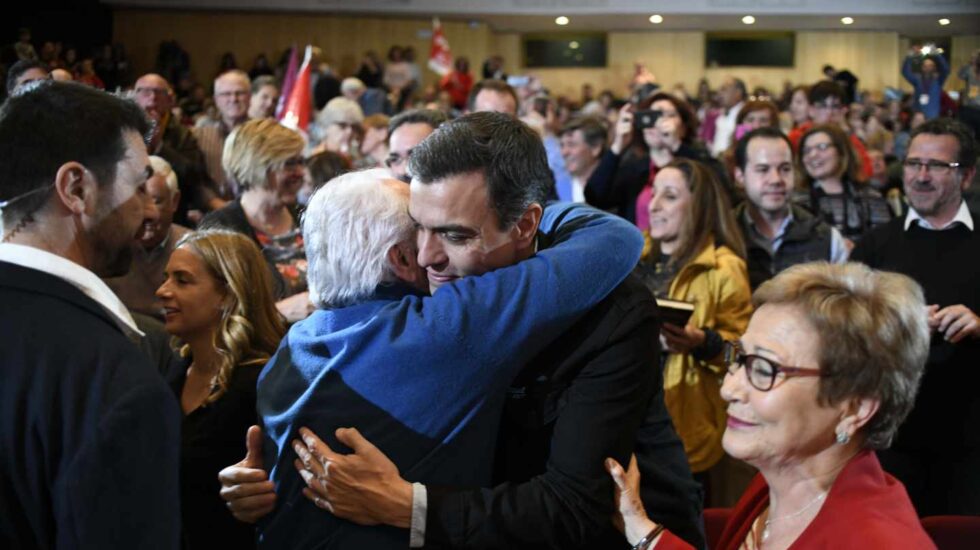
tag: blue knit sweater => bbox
[256,202,643,548]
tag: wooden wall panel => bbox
[113,10,493,89]
[113,10,977,103]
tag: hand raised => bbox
[218,425,276,523]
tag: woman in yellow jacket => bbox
[636,158,753,504]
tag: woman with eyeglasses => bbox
[635,158,753,501]
[796,124,893,241]
[200,118,312,322]
[157,230,286,550]
[607,262,935,550]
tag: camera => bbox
[634,109,661,130]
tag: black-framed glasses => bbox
[723,341,824,392]
[902,158,961,176]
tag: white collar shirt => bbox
[904,201,974,232]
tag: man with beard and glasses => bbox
[851,117,980,516]
[0,82,180,548]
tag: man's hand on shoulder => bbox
[293,427,413,528]
[218,425,277,523]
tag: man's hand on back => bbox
[218,425,277,523]
[293,426,413,528]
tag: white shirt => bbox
[711,101,743,157]
[0,243,144,339]
[904,201,974,231]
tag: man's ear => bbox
[734,166,746,189]
[53,162,96,216]
[386,242,418,282]
[512,203,543,247]
[960,167,977,193]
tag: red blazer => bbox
[657,451,936,549]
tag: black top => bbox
[200,200,305,299]
[0,261,181,549]
[168,360,261,550]
[793,180,892,241]
[851,214,980,451]
[426,274,705,549]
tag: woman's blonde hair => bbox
[174,229,286,403]
[222,118,304,191]
[754,262,930,449]
[650,158,746,269]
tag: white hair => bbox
[148,155,178,194]
[341,77,366,95]
[317,96,364,127]
[303,168,415,309]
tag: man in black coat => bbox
[0,81,181,549]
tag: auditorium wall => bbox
[113,10,978,101]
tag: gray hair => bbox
[148,155,178,194]
[317,97,364,128]
[303,169,415,309]
[754,262,931,450]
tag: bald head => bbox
[50,68,73,82]
[134,73,173,120]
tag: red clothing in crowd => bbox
[439,70,473,110]
[654,451,935,549]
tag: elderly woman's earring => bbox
[835,430,850,445]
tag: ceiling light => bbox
[569,41,580,49]
[649,15,664,24]
[555,16,569,26]
[938,18,950,26]
[742,15,756,25]
[841,17,854,25]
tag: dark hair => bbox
[559,116,608,149]
[808,81,846,105]
[250,75,277,94]
[909,117,977,169]
[409,111,553,228]
[734,127,793,171]
[0,81,150,228]
[799,124,860,184]
[6,59,48,94]
[651,158,746,270]
[307,150,352,188]
[633,91,699,149]
[387,108,448,145]
[822,64,835,74]
[735,100,780,129]
[466,79,519,113]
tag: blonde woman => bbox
[200,117,311,321]
[157,229,285,550]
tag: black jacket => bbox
[424,274,705,549]
[0,261,181,549]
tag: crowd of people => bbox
[1,26,979,550]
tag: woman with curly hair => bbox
[156,229,286,549]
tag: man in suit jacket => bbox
[0,81,180,549]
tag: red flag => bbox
[275,45,298,120]
[280,46,312,134]
[428,17,452,76]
